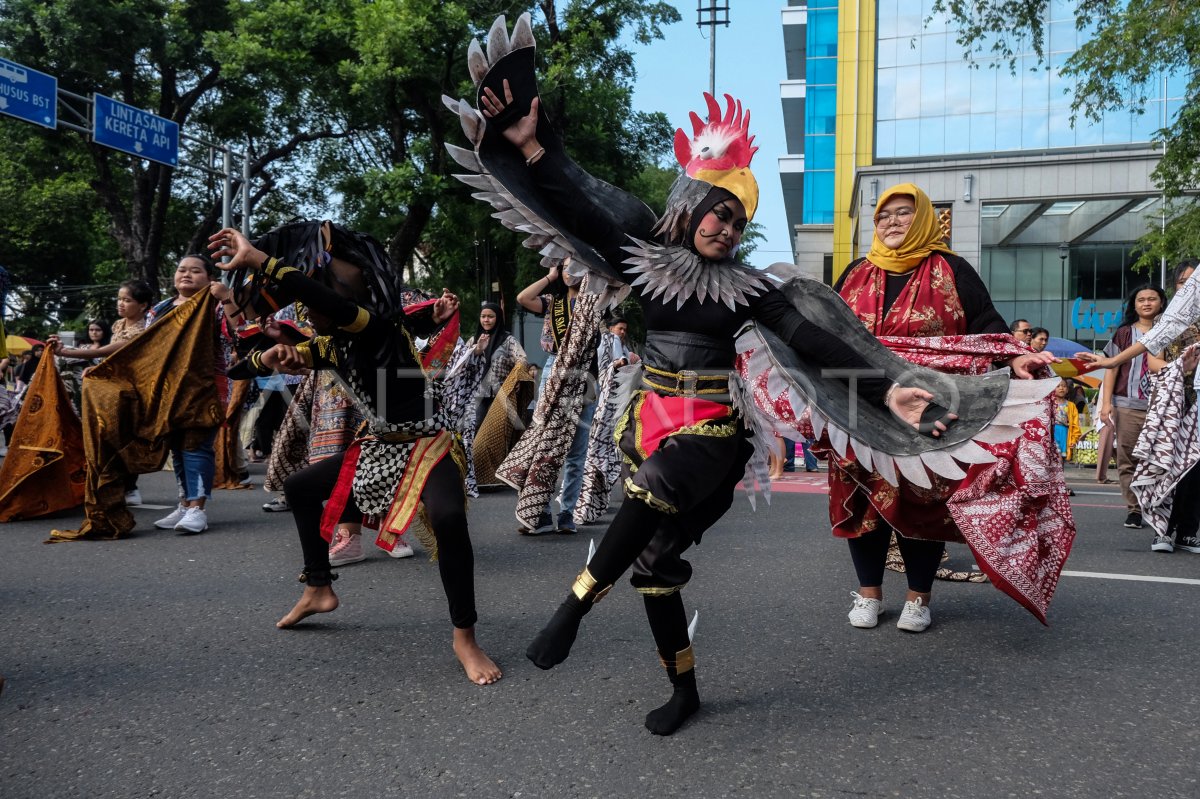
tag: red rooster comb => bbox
[673,92,757,177]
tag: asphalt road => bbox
[1,464,1197,799]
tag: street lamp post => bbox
[696,2,730,97]
[1058,242,1070,340]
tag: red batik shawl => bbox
[825,256,1075,624]
[839,253,966,338]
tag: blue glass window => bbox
[873,3,1183,157]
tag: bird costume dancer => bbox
[208,222,500,686]
[444,14,1053,731]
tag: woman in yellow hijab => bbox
[829,182,1057,635]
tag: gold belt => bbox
[642,365,729,398]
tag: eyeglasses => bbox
[1014,328,1032,334]
[874,207,915,226]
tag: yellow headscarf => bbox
[866,183,955,273]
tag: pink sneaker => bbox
[329,530,366,566]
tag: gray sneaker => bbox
[1178,536,1200,554]
[522,511,556,535]
[1151,533,1175,553]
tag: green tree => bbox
[930,0,1200,269]
[0,0,350,292]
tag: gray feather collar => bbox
[621,237,774,310]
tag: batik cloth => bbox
[213,378,252,490]
[1131,358,1200,537]
[472,361,534,487]
[495,289,603,530]
[0,355,86,521]
[48,292,222,541]
[574,349,636,525]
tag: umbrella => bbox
[3,335,43,356]
[1044,336,1090,359]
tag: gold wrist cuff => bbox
[293,341,316,368]
[263,257,300,282]
[658,644,695,674]
[571,567,612,604]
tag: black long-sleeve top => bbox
[258,259,440,424]
[528,150,890,406]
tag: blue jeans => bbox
[172,429,217,502]
[536,353,555,400]
[554,398,596,517]
[801,438,819,471]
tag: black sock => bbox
[645,668,700,735]
[526,594,589,669]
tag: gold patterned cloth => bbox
[48,292,222,541]
[213,378,251,490]
[0,355,86,521]
[472,361,533,486]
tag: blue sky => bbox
[626,2,793,266]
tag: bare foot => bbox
[453,627,502,685]
[276,586,339,628]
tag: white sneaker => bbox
[328,531,366,566]
[897,597,932,632]
[125,489,143,506]
[847,591,883,628]
[174,506,208,534]
[387,540,415,559]
[154,504,187,529]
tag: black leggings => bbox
[283,451,478,628]
[1168,463,1200,540]
[847,523,945,594]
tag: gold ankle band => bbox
[571,568,612,604]
[657,644,695,674]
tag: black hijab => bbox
[477,301,512,367]
[684,186,739,258]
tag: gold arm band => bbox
[571,567,612,604]
[263,257,301,282]
[341,306,370,334]
[292,341,316,369]
[657,645,695,674]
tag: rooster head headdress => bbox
[655,93,760,247]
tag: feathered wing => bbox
[442,13,655,307]
[735,268,1057,488]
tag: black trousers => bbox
[847,523,945,594]
[283,451,478,628]
[1168,463,1200,539]
[254,389,291,458]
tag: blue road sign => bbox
[0,57,57,129]
[92,93,178,167]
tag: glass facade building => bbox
[780,0,1183,345]
[875,0,1186,160]
[802,0,838,224]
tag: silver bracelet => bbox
[884,382,899,407]
[525,146,545,166]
